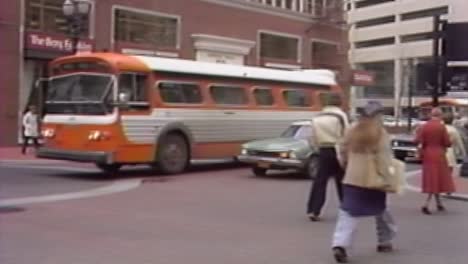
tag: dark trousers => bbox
[307,147,344,215]
[22,137,39,154]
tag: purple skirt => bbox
[341,184,387,217]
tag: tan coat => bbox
[445,124,466,167]
[337,125,395,190]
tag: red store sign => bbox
[351,70,375,86]
[25,31,94,53]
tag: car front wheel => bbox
[252,167,267,177]
[304,155,319,179]
[394,152,407,161]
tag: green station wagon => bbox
[237,120,319,178]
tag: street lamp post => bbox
[62,0,91,54]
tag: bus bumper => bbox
[36,147,113,164]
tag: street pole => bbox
[63,0,90,55]
[432,15,441,107]
[71,15,80,54]
[407,58,414,132]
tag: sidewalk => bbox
[447,173,468,201]
[0,146,72,164]
[0,147,39,161]
[407,167,468,201]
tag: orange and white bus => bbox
[418,99,468,120]
[36,52,343,174]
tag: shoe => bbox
[421,206,431,215]
[437,205,446,211]
[308,214,320,222]
[332,247,348,263]
[377,244,394,253]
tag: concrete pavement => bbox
[1,165,468,264]
[3,146,468,198]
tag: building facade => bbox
[0,0,348,147]
[348,0,468,115]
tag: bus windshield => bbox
[45,74,114,115]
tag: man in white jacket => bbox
[22,105,40,154]
[306,92,349,221]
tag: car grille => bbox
[247,150,281,158]
[394,140,416,147]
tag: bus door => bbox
[117,72,150,111]
[116,72,153,161]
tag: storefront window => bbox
[25,0,90,37]
[311,41,341,70]
[260,32,299,61]
[114,8,179,48]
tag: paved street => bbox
[1,161,468,264]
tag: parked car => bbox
[383,115,422,127]
[391,124,468,162]
[237,120,319,178]
[391,132,419,161]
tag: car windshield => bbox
[281,125,313,140]
[45,74,114,115]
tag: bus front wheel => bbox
[157,133,189,174]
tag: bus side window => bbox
[119,73,149,109]
[158,82,203,104]
[283,89,310,107]
[253,87,274,106]
[210,85,247,105]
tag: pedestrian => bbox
[443,113,466,173]
[306,92,349,222]
[21,105,40,154]
[416,108,453,214]
[331,101,398,263]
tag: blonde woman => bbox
[331,101,397,263]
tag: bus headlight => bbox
[241,149,248,155]
[88,131,101,141]
[279,152,289,158]
[42,128,55,138]
[88,130,110,141]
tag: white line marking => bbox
[405,170,422,192]
[0,179,141,207]
[0,163,97,173]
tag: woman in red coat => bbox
[416,108,454,215]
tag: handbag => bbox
[389,158,406,194]
[364,155,405,193]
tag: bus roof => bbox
[420,98,468,107]
[133,55,337,86]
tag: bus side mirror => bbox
[118,92,130,104]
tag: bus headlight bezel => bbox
[42,128,55,138]
[88,130,110,141]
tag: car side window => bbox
[294,125,313,140]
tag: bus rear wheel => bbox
[96,163,122,174]
[157,133,189,174]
